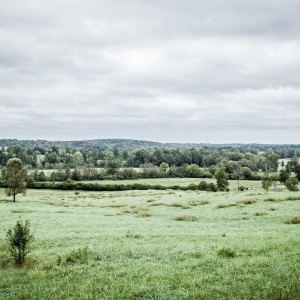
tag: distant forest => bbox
[0,139,299,181]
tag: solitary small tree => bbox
[215,168,229,191]
[159,162,169,177]
[4,158,27,202]
[232,164,244,191]
[6,220,34,267]
[261,170,277,192]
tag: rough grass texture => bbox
[0,179,299,300]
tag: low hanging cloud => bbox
[0,0,299,143]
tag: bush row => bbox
[0,179,219,192]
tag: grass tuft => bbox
[217,203,236,208]
[254,211,268,216]
[236,199,257,205]
[284,216,300,224]
[169,202,184,207]
[217,247,236,258]
[174,214,198,221]
[11,208,32,213]
[188,200,210,206]
[132,206,151,217]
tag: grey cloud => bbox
[0,0,299,143]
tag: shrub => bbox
[217,247,236,258]
[198,181,208,190]
[238,186,248,191]
[6,220,34,267]
[198,181,218,192]
[187,183,198,190]
[284,216,300,224]
[284,177,299,191]
[207,183,218,192]
[174,215,198,221]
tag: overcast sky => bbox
[0,0,299,143]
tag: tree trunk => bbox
[13,193,16,202]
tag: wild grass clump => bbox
[44,199,67,207]
[146,199,156,203]
[269,206,278,211]
[148,202,164,207]
[188,200,209,206]
[265,196,300,202]
[0,252,11,268]
[286,196,300,201]
[265,197,278,202]
[169,202,184,207]
[174,215,198,221]
[236,199,257,205]
[284,216,300,224]
[103,203,127,208]
[217,203,236,208]
[11,208,32,213]
[132,206,151,217]
[120,207,132,214]
[61,246,90,265]
[254,211,268,216]
[181,204,191,209]
[126,231,142,238]
[217,247,236,258]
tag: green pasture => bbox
[0,180,299,299]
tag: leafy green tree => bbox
[215,168,229,191]
[71,167,83,181]
[264,153,279,171]
[74,151,84,166]
[104,151,122,175]
[284,177,299,191]
[279,169,291,183]
[4,158,27,202]
[286,158,300,181]
[232,164,244,191]
[159,162,169,177]
[261,171,277,192]
[6,220,34,267]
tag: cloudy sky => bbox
[0,0,299,143]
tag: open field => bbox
[0,181,299,299]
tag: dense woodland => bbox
[0,139,299,182]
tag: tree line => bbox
[1,142,297,171]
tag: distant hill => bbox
[0,138,299,150]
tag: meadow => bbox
[0,179,299,299]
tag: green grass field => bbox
[0,179,299,299]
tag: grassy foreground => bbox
[0,180,299,299]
